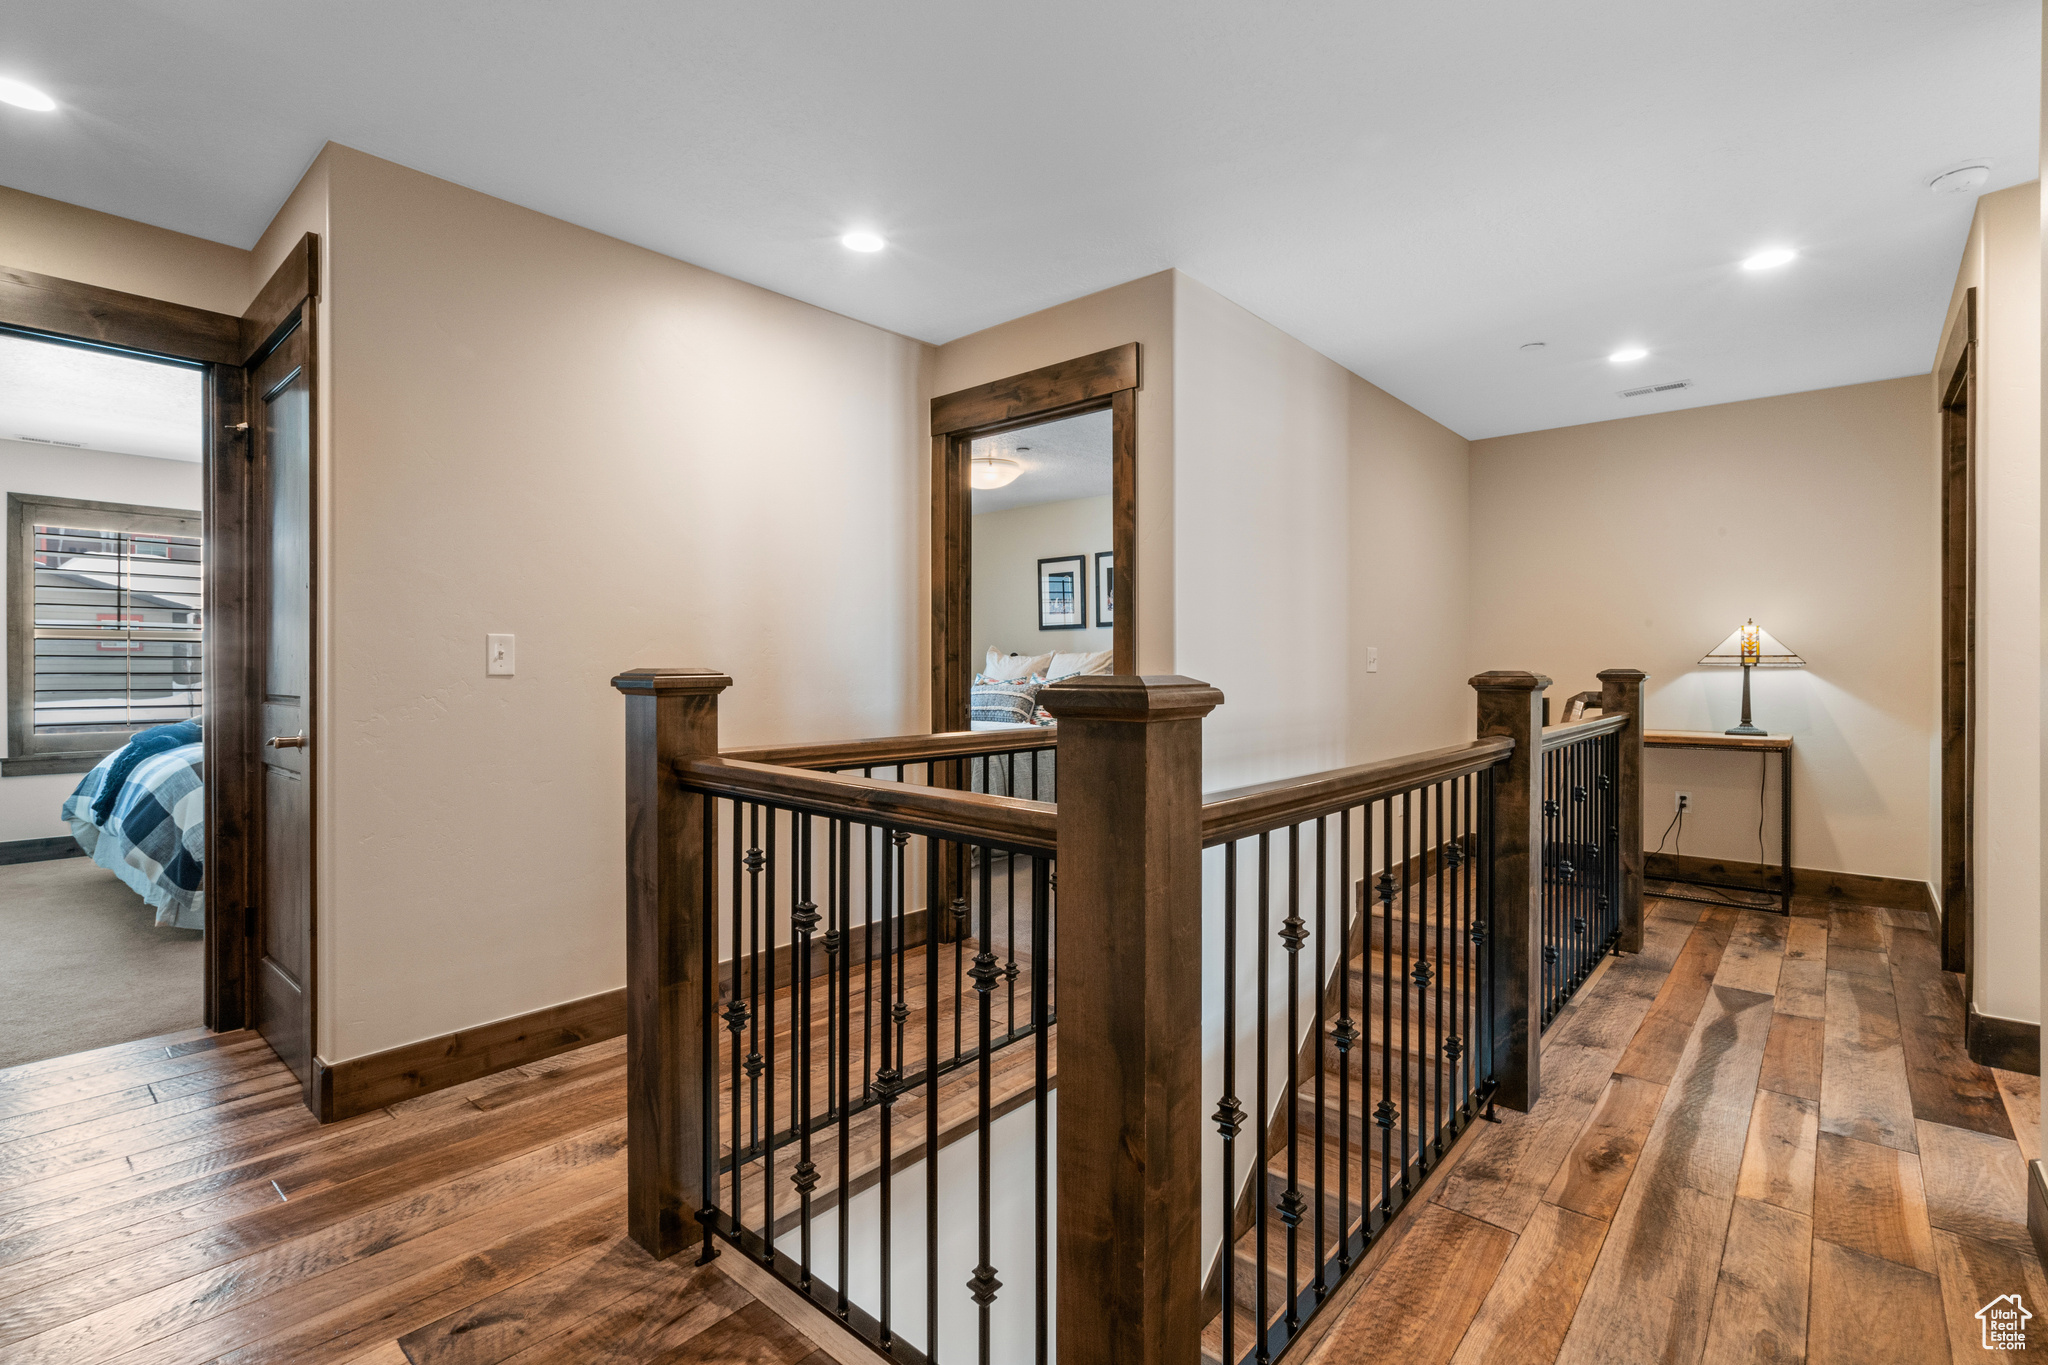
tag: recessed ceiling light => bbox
[840,231,886,253]
[1741,248,1797,271]
[1608,347,1649,364]
[0,78,55,112]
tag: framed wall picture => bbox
[1095,551,1114,627]
[1037,554,1087,630]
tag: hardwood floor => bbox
[0,1028,872,1363]
[1289,889,2045,1365]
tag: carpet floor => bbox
[0,854,202,1069]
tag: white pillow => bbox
[1047,649,1114,680]
[984,648,1054,681]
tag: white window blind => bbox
[31,520,203,732]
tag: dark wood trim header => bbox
[241,232,319,364]
[0,263,242,364]
[930,342,1140,435]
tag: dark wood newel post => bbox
[1470,670,1549,1114]
[1598,669,1648,955]
[1040,674,1224,1365]
[611,666,734,1260]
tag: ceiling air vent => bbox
[1617,380,1693,399]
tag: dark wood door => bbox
[250,314,314,1088]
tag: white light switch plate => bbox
[1366,646,1379,673]
[487,633,515,676]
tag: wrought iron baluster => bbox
[972,837,1001,1363]
[698,795,722,1266]
[1217,840,1242,1362]
[1335,806,1355,1273]
[793,813,818,1285]
[925,837,941,1358]
[1280,824,1305,1328]
[1255,832,1271,1358]
[1378,798,1394,1216]
[761,808,777,1257]
[877,823,896,1345]
[836,818,853,1316]
[1032,852,1051,1365]
[1313,814,1328,1297]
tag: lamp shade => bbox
[1699,619,1804,669]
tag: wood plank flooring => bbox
[0,1023,877,1363]
[1294,888,2048,1364]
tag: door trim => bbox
[1938,288,1975,984]
[0,263,257,1037]
[928,343,1140,732]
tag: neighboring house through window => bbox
[5,492,202,775]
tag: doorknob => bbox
[267,734,307,749]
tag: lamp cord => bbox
[1654,804,1683,856]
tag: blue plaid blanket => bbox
[63,741,205,931]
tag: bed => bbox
[61,726,205,931]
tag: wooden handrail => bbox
[680,756,1057,852]
[719,726,1053,770]
[1199,737,1514,848]
[1538,710,1630,750]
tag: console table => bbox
[1643,729,1793,915]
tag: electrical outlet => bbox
[487,633,515,676]
[1675,790,1692,814]
[1366,646,1379,673]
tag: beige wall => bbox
[304,147,933,1061]
[970,496,1114,663]
[0,184,254,317]
[1944,180,2042,1028]
[0,439,204,841]
[933,273,1176,674]
[1471,378,1939,904]
[1172,272,1472,791]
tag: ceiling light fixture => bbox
[1608,347,1649,364]
[970,453,1023,490]
[840,231,886,253]
[0,78,55,112]
[1741,248,1797,271]
[1928,163,1991,195]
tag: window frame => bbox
[5,490,203,775]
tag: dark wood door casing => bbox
[0,262,258,1036]
[1938,289,1975,985]
[928,343,1141,733]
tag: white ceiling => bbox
[0,332,201,461]
[970,410,1111,515]
[0,2,2036,438]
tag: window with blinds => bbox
[6,493,202,774]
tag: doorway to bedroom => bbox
[967,408,1116,727]
[0,328,207,1067]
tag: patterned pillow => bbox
[970,679,1041,725]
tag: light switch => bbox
[1366,646,1379,673]
[487,633,515,676]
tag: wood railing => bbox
[613,664,1643,1365]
